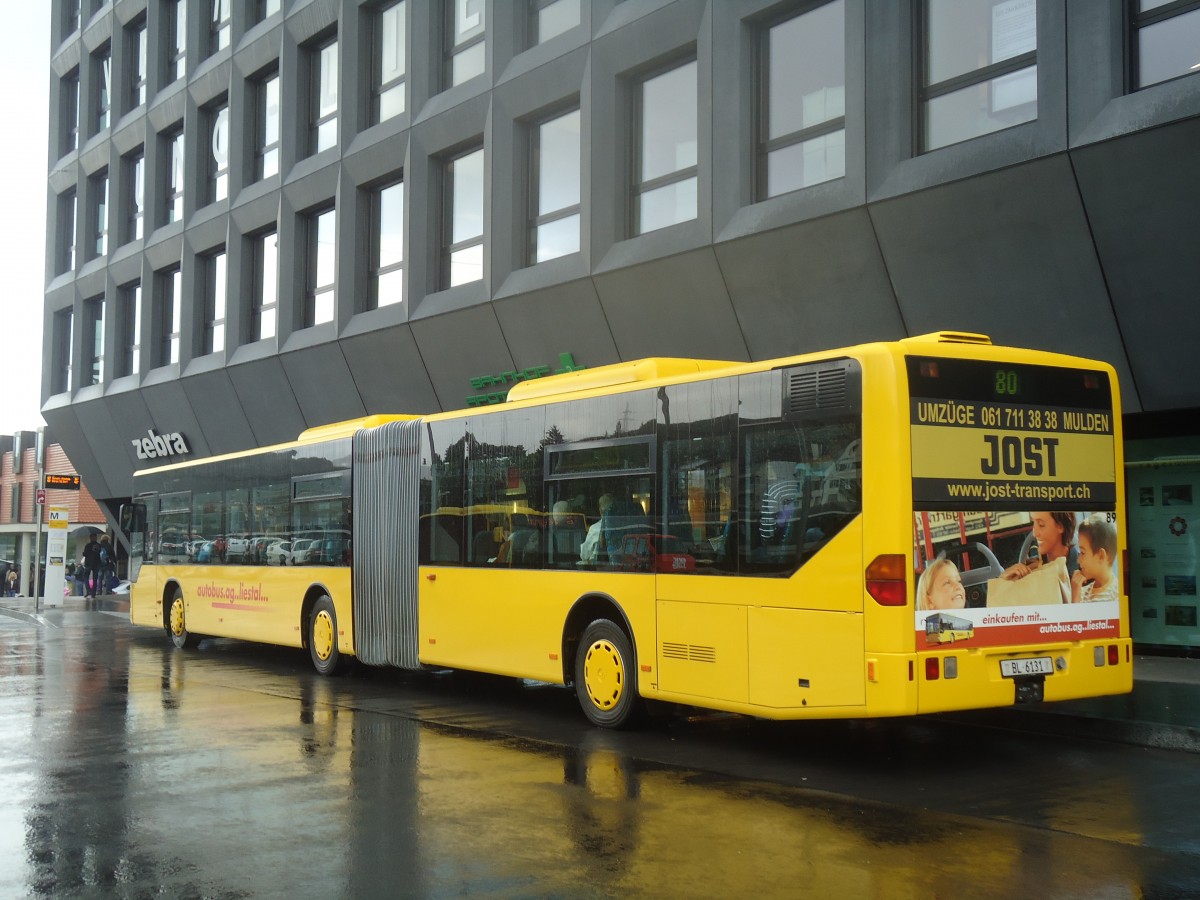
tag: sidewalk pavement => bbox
[2,595,1198,751]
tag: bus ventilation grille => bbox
[787,367,847,413]
[662,642,717,663]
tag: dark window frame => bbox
[916,0,1039,154]
[372,0,407,124]
[630,55,699,236]
[368,177,405,310]
[528,104,581,266]
[753,0,847,201]
[1129,0,1200,90]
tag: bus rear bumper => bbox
[915,638,1134,714]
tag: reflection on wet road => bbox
[1,612,1198,897]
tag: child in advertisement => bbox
[1072,514,1119,604]
[916,558,967,611]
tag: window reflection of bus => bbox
[122,333,1130,730]
[924,612,975,644]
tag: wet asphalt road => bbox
[2,609,1199,899]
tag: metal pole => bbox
[34,468,43,614]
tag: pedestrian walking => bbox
[81,533,103,598]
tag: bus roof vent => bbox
[902,331,992,345]
[783,359,861,416]
[505,358,735,403]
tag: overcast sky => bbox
[0,6,50,436]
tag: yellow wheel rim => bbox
[170,598,185,637]
[583,639,624,711]
[313,609,335,662]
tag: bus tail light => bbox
[866,554,908,606]
[1108,644,1119,666]
[925,658,940,680]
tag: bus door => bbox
[119,495,155,583]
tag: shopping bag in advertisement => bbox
[986,556,1070,606]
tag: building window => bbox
[1133,1,1200,89]
[92,43,111,135]
[65,0,81,36]
[157,267,182,367]
[84,295,105,386]
[124,148,145,243]
[256,70,280,179]
[309,37,338,155]
[119,281,141,377]
[530,0,579,46]
[61,69,79,155]
[444,146,484,287]
[54,309,74,394]
[445,0,486,88]
[530,108,580,264]
[373,0,407,123]
[255,0,281,23]
[370,180,404,308]
[305,207,336,326]
[252,230,278,341]
[57,189,77,274]
[634,59,697,235]
[163,125,185,225]
[209,0,231,55]
[207,100,229,204]
[88,169,108,260]
[920,0,1038,152]
[127,17,147,112]
[757,1,845,199]
[203,249,227,355]
[168,0,187,83]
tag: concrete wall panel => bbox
[179,369,257,455]
[409,305,516,412]
[1072,119,1200,413]
[715,208,902,360]
[591,248,749,363]
[869,154,1138,410]
[339,325,441,416]
[280,343,366,426]
[493,277,618,374]
[226,356,306,445]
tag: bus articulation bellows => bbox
[121,332,1131,727]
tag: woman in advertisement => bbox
[996,511,1078,604]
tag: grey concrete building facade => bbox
[41,2,1200,643]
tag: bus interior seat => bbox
[472,529,500,563]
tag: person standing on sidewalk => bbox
[98,535,116,593]
[81,533,103,598]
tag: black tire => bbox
[308,595,344,676]
[166,587,199,649]
[574,619,642,729]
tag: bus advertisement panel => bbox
[907,357,1121,651]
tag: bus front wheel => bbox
[575,619,642,729]
[167,588,199,649]
[308,595,344,676]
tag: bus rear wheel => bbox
[575,619,642,729]
[308,595,344,676]
[167,588,199,649]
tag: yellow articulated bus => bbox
[122,332,1132,728]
